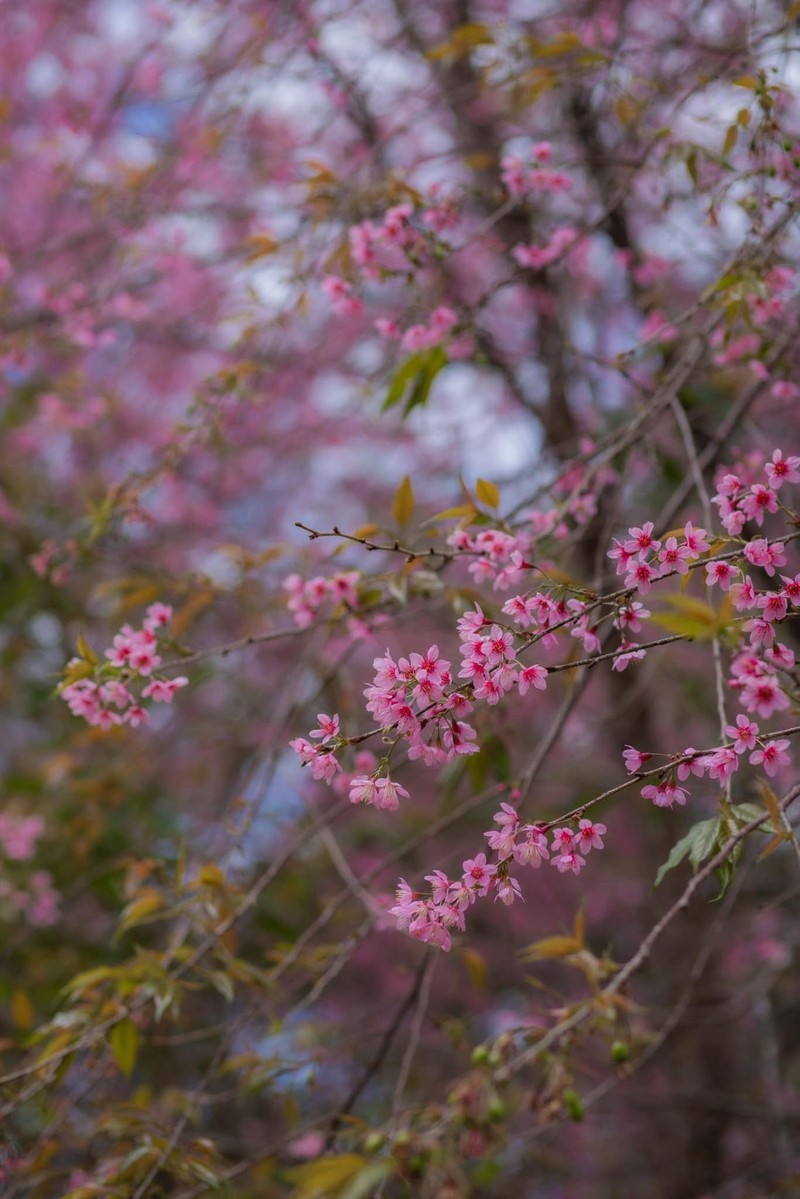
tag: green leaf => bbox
[109,1018,139,1078]
[382,346,447,416]
[655,818,720,887]
[481,732,511,783]
[688,817,721,869]
[382,352,426,411]
[731,802,769,828]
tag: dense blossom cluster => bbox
[389,806,607,951]
[284,448,800,950]
[60,604,187,730]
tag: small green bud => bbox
[471,1044,490,1066]
[564,1088,585,1122]
[487,1098,506,1122]
[365,1132,385,1153]
[610,1040,630,1063]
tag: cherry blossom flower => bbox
[641,780,688,808]
[574,819,606,854]
[705,560,738,590]
[765,449,800,489]
[623,746,650,773]
[725,715,760,753]
[749,739,791,777]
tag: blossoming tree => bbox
[2,1,800,1196]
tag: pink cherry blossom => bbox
[749,739,791,777]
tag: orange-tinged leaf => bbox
[11,988,34,1031]
[117,889,163,935]
[170,590,214,640]
[460,947,487,991]
[733,75,759,88]
[244,233,279,262]
[759,781,783,836]
[61,660,94,687]
[76,632,99,665]
[352,523,380,539]
[520,935,582,962]
[287,1153,366,1199]
[475,478,500,509]
[758,833,786,862]
[198,863,226,888]
[392,475,415,527]
[427,504,476,522]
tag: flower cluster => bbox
[500,143,573,196]
[512,226,577,271]
[60,603,187,730]
[712,450,800,536]
[609,520,711,592]
[321,274,363,317]
[286,446,800,951]
[458,607,548,703]
[0,870,59,927]
[400,305,458,352]
[363,644,478,768]
[447,527,531,591]
[348,203,430,279]
[0,813,44,861]
[0,815,59,927]
[388,804,606,951]
[283,569,360,628]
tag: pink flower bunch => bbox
[457,607,548,705]
[550,820,606,874]
[283,570,360,628]
[729,651,791,719]
[60,603,187,730]
[609,520,710,592]
[630,703,793,806]
[711,450,799,536]
[512,226,577,270]
[500,144,572,197]
[447,526,531,591]
[640,310,680,343]
[363,644,478,768]
[501,590,568,649]
[711,331,761,367]
[0,813,44,861]
[29,536,78,584]
[289,711,345,784]
[0,869,59,927]
[321,274,363,317]
[349,202,442,280]
[400,305,458,352]
[390,806,607,951]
